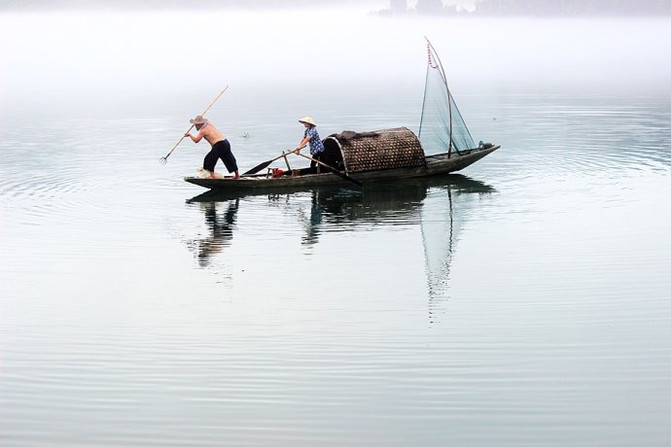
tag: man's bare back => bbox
[191,122,225,146]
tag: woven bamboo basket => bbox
[322,127,427,173]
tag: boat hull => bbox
[184,145,499,191]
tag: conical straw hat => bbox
[298,116,316,126]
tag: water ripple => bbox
[488,91,671,182]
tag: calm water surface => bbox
[2,15,671,447]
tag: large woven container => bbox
[323,127,426,173]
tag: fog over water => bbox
[1,6,670,121]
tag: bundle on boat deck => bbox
[324,127,426,173]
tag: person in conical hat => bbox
[184,115,239,179]
[294,116,325,173]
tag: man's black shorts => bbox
[204,139,237,173]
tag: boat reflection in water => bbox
[186,174,496,317]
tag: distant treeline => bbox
[392,0,671,16]
[0,0,364,11]
[4,0,671,16]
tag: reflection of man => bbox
[302,191,323,246]
[192,199,239,267]
[301,190,354,246]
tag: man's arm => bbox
[185,127,207,143]
[295,135,312,152]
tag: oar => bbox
[292,151,362,187]
[159,85,229,165]
[243,150,291,175]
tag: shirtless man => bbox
[185,115,239,179]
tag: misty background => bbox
[1,0,670,121]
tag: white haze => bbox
[1,8,670,118]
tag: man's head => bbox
[299,116,316,127]
[190,115,208,129]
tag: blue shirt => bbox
[304,126,324,156]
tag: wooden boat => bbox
[185,139,498,190]
[185,40,500,191]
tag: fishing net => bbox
[418,41,476,156]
